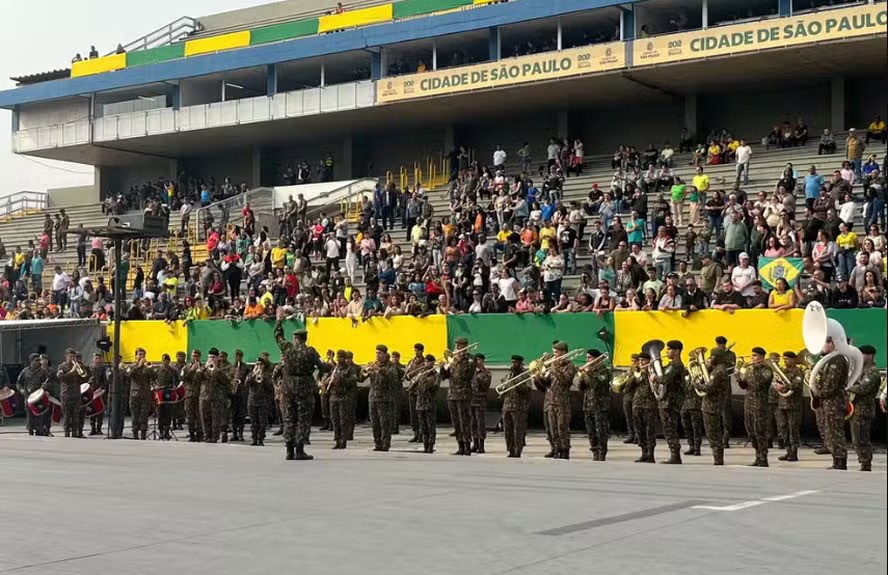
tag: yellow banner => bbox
[634,4,886,66]
[184,30,251,57]
[307,316,448,365]
[378,42,624,103]
[613,310,804,367]
[109,321,189,363]
[318,4,394,34]
[71,53,127,78]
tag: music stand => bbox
[149,399,180,441]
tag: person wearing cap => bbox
[632,352,659,462]
[680,352,704,458]
[621,354,641,445]
[845,128,865,179]
[774,351,805,462]
[358,344,399,452]
[534,341,578,460]
[578,349,613,461]
[469,354,492,454]
[274,318,329,461]
[415,354,441,454]
[650,340,687,464]
[765,353,782,450]
[501,355,530,458]
[810,334,853,470]
[318,350,336,433]
[58,347,88,439]
[154,353,179,441]
[830,274,859,308]
[344,351,359,441]
[390,351,406,437]
[183,350,204,443]
[737,346,773,467]
[714,336,736,446]
[172,351,188,431]
[216,352,234,444]
[846,345,880,471]
[17,354,52,436]
[404,343,426,443]
[87,352,110,436]
[327,350,355,450]
[126,347,155,441]
[246,352,275,447]
[691,346,731,465]
[201,348,234,444]
[440,337,475,456]
[229,349,250,443]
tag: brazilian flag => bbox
[758,257,804,290]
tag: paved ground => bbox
[1,423,885,575]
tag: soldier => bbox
[217,351,233,443]
[534,341,577,460]
[622,354,640,444]
[88,352,109,436]
[653,340,687,464]
[58,348,86,438]
[390,351,405,436]
[737,347,773,467]
[578,350,612,461]
[470,354,491,454]
[327,350,352,449]
[200,348,231,444]
[182,349,204,442]
[501,355,530,458]
[173,351,187,430]
[775,351,804,462]
[813,403,831,455]
[229,350,250,442]
[680,360,703,457]
[415,354,440,453]
[17,354,47,436]
[715,336,735,447]
[441,337,475,456]
[154,354,179,440]
[405,343,425,443]
[766,353,781,450]
[633,354,659,463]
[345,351,358,441]
[246,352,275,446]
[126,348,154,440]
[810,338,849,470]
[274,318,328,461]
[691,347,730,465]
[272,359,285,437]
[360,344,399,452]
[40,354,59,437]
[319,349,335,431]
[846,345,880,472]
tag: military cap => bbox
[28,353,39,361]
[191,349,202,356]
[454,337,469,346]
[336,349,347,358]
[208,347,220,357]
[414,343,425,351]
[553,341,568,352]
[751,346,766,356]
[391,351,401,358]
[162,353,171,360]
[666,340,683,351]
[715,336,728,345]
[782,351,797,359]
[475,354,486,360]
[631,353,640,360]
[376,344,389,353]
[65,347,77,355]
[93,352,102,358]
[220,351,229,357]
[134,347,146,355]
[345,351,354,359]
[511,354,524,362]
[39,353,49,359]
[589,349,602,358]
[424,354,436,362]
[292,328,308,337]
[859,344,877,356]
[234,349,243,356]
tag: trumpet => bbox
[611,369,634,393]
[440,342,479,370]
[73,360,86,378]
[360,361,379,379]
[495,349,584,396]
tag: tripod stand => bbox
[149,402,179,441]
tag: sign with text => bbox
[377,42,624,103]
[633,3,886,66]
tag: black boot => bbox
[462,442,471,456]
[507,449,517,458]
[453,442,465,456]
[814,447,830,455]
[713,450,724,466]
[561,449,570,460]
[836,457,847,470]
[221,432,228,443]
[251,438,258,446]
[778,450,791,461]
[285,441,295,460]
[470,442,478,453]
[477,439,485,454]
[786,447,799,462]
[748,457,761,467]
[777,438,785,450]
[599,450,607,462]
[408,434,419,443]
[623,436,636,444]
[592,450,600,461]
[635,450,648,463]
[65,430,71,438]
[860,461,872,472]
[140,430,147,441]
[294,443,314,460]
[661,449,682,464]
[759,456,769,468]
[683,446,694,456]
[544,449,557,458]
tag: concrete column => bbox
[432,39,438,70]
[11,106,19,132]
[779,0,791,17]
[557,110,569,139]
[341,134,354,180]
[380,48,388,78]
[557,17,563,50]
[171,84,181,110]
[266,64,277,96]
[94,166,104,200]
[252,147,262,187]
[488,27,500,61]
[320,62,326,87]
[702,0,709,28]
[830,78,845,133]
[371,51,382,80]
[221,81,227,102]
[621,7,635,40]
[684,95,699,141]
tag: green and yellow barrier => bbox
[318,4,394,34]
[184,30,251,57]
[71,53,127,78]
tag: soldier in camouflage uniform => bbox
[41,355,60,436]
[88,352,109,435]
[182,350,204,442]
[633,354,659,462]
[415,354,440,453]
[737,347,773,467]
[216,352,233,443]
[154,354,179,440]
[534,341,577,460]
[469,354,492,454]
[653,340,687,464]
[127,348,154,440]
[622,354,640,444]
[360,344,400,451]
[501,355,530,458]
[715,336,735,447]
[405,343,425,443]
[691,347,730,465]
[680,361,703,457]
[319,349,335,431]
[578,350,612,461]
[766,353,781,449]
[390,351,405,436]
[272,360,284,437]
[847,345,879,472]
[274,320,328,460]
[17,354,51,436]
[775,351,804,462]
[246,352,275,446]
[813,403,830,455]
[200,349,232,444]
[173,352,187,430]
[228,350,250,442]
[58,348,87,438]
[345,352,358,441]
[327,350,353,449]
[441,337,475,456]
[810,338,850,470]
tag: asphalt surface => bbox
[1,424,885,575]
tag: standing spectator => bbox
[52,266,69,308]
[651,226,674,280]
[493,145,507,171]
[669,177,686,227]
[731,253,757,297]
[735,138,752,186]
[846,129,866,179]
[804,165,824,210]
[517,142,531,174]
[724,210,749,268]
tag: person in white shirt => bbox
[735,139,752,185]
[179,201,193,236]
[651,227,675,279]
[52,266,70,307]
[496,269,520,308]
[730,252,757,296]
[541,248,565,305]
[547,138,560,170]
[493,146,507,170]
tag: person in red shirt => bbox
[207,227,220,257]
[284,268,299,298]
[242,202,255,237]
[39,233,51,259]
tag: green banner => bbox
[758,257,804,290]
[447,314,614,365]
[827,308,888,368]
[393,0,472,19]
[187,319,305,362]
[250,18,320,45]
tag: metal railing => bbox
[189,187,274,245]
[0,191,48,222]
[111,17,202,55]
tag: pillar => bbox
[94,166,105,200]
[830,78,845,133]
[341,134,354,180]
[702,0,709,28]
[778,0,791,17]
[11,105,19,132]
[371,51,382,80]
[171,84,181,110]
[252,147,262,188]
[267,64,277,96]
[557,17,563,50]
[320,62,326,87]
[621,7,635,40]
[488,27,500,61]
[684,95,699,141]
[557,110,569,139]
[432,39,438,70]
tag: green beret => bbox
[292,329,308,337]
[376,344,389,353]
[751,346,766,356]
[553,342,568,352]
[414,343,425,351]
[424,354,436,362]
[782,351,797,359]
[455,337,468,346]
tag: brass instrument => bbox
[495,349,584,396]
[687,347,710,397]
[643,340,667,401]
[579,353,609,375]
[802,301,863,420]
[440,342,479,371]
[73,360,87,378]
[611,370,634,393]
[360,361,379,379]
[767,358,795,397]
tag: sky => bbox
[0,0,270,197]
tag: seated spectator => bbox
[658,284,682,311]
[768,278,797,311]
[859,270,886,308]
[831,275,859,308]
[706,141,722,165]
[711,279,745,313]
[817,129,836,155]
[866,114,886,144]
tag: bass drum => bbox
[0,387,15,418]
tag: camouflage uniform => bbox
[536,358,577,458]
[405,353,425,441]
[173,359,187,429]
[415,366,440,453]
[766,384,780,448]
[127,362,154,439]
[680,374,703,456]
[776,365,804,461]
[632,367,659,462]
[182,361,204,442]
[362,358,399,451]
[390,360,405,436]
[229,360,250,441]
[470,367,492,453]
[57,360,86,438]
[216,357,233,440]
[200,361,231,443]
[722,348,737,446]
[847,365,881,470]
[655,360,687,463]
[18,363,51,435]
[319,356,334,431]
[272,362,284,436]
[246,363,275,445]
[578,364,612,460]
[345,358,359,441]
[443,350,475,454]
[622,369,639,443]
[275,322,327,458]
[328,358,355,448]
[813,355,849,468]
[154,364,179,439]
[697,361,730,465]
[87,362,110,435]
[738,363,773,466]
[501,367,530,457]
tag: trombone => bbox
[495,348,584,396]
[578,353,610,375]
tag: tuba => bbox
[767,357,794,397]
[687,347,710,397]
[643,339,667,401]
[802,302,862,419]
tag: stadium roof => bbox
[10,69,72,86]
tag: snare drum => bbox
[0,387,15,418]
[83,390,106,418]
[80,383,94,407]
[27,389,50,417]
[173,383,186,403]
[153,388,177,405]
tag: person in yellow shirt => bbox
[538,222,557,251]
[867,114,886,144]
[259,287,274,309]
[706,141,722,165]
[691,166,710,224]
[271,240,288,270]
[835,221,858,279]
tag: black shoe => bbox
[65,431,71,438]
[470,443,478,453]
[251,439,259,446]
[305,438,311,445]
[836,457,847,471]
[462,443,471,456]
[285,442,295,460]
[453,443,465,456]
[258,439,265,446]
[814,447,830,455]
[477,442,485,454]
[561,449,570,460]
[373,445,383,452]
[693,448,702,456]
[777,439,785,450]
[683,447,694,455]
[623,437,635,444]
[29,429,34,436]
[273,428,283,436]
[759,459,769,468]
[599,451,607,462]
[778,452,791,461]
[140,430,147,441]
[748,460,761,467]
[507,450,517,458]
[634,454,647,463]
[408,436,419,443]
[221,433,228,444]
[544,450,556,458]
[660,455,682,464]
[860,462,872,472]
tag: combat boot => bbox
[470,442,478,453]
[507,449,517,458]
[713,450,724,466]
[814,446,830,455]
[140,430,147,440]
[661,449,682,464]
[623,436,636,444]
[294,444,314,460]
[747,457,761,467]
[273,427,283,436]
[285,441,295,460]
[453,442,465,456]
[683,446,694,456]
[599,450,607,462]
[836,457,847,470]
[221,432,228,443]
[777,438,785,450]
[409,434,419,443]
[251,438,259,446]
[694,442,702,456]
[860,462,871,472]
[758,456,769,468]
[561,449,570,460]
[544,449,557,458]
[778,450,792,461]
[65,430,71,438]
[591,450,600,461]
[786,448,799,462]
[477,439,485,454]
[462,442,471,456]
[258,438,265,446]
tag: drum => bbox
[153,388,177,405]
[27,389,50,417]
[83,389,106,419]
[173,383,186,403]
[51,400,63,424]
[80,383,94,407]
[0,387,15,418]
